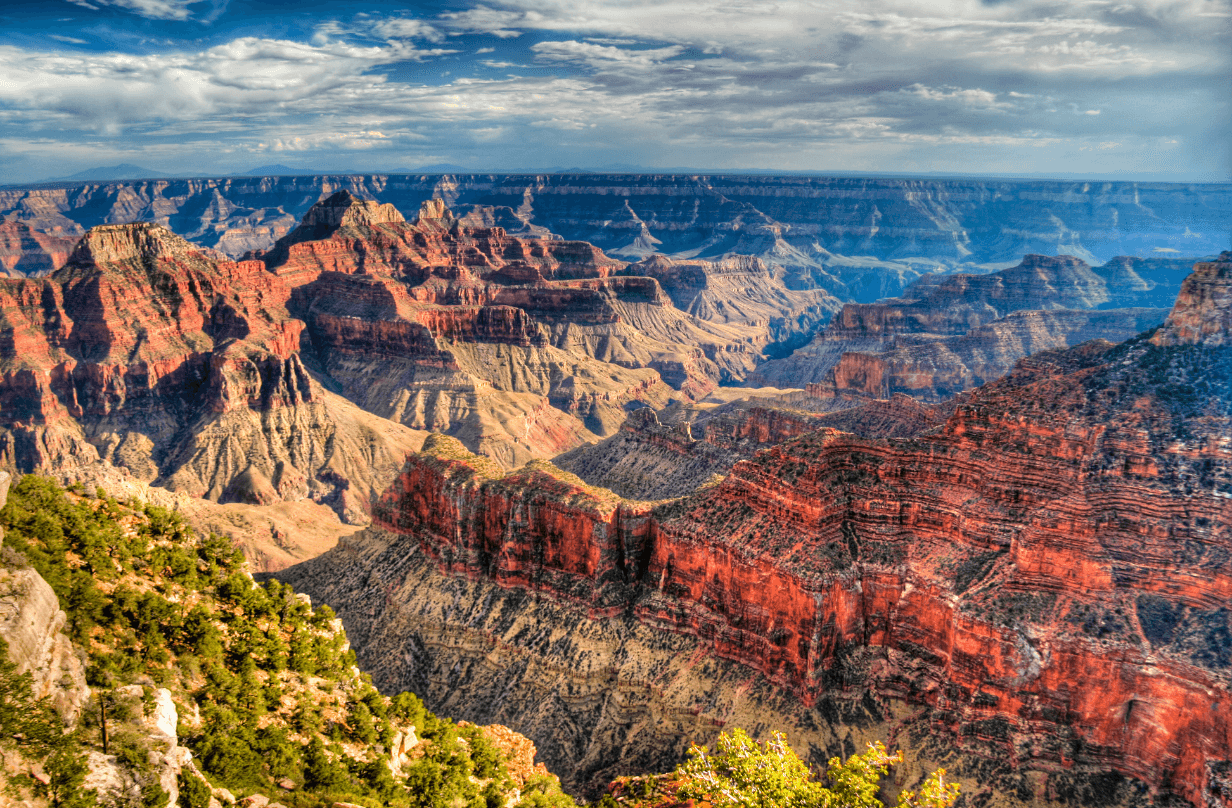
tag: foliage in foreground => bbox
[1,475,966,808]
[0,475,576,808]
[675,729,960,808]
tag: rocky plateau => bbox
[2,175,1227,301]
[755,253,1183,400]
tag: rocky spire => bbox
[414,198,456,230]
[1151,251,1232,346]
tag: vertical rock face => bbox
[0,564,90,724]
[372,434,653,607]
[1151,251,1232,346]
[281,259,1232,807]
[0,220,427,523]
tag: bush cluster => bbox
[0,476,577,808]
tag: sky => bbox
[0,0,1228,184]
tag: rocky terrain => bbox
[0,221,78,276]
[260,191,834,467]
[2,175,1226,300]
[278,254,1232,807]
[755,254,1179,398]
[0,474,577,808]
[0,190,842,548]
[0,220,429,529]
[555,393,947,500]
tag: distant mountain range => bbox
[49,163,169,181]
[26,162,1226,185]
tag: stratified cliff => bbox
[3,175,1226,299]
[756,254,1174,398]
[555,393,947,500]
[279,254,1232,807]
[0,221,428,524]
[257,191,826,466]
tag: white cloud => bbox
[367,17,446,43]
[531,40,685,67]
[439,7,535,37]
[269,131,394,151]
[0,0,1226,182]
[67,0,196,21]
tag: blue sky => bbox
[0,0,1228,183]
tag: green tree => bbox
[39,747,97,808]
[177,771,212,808]
[303,737,348,791]
[675,729,959,808]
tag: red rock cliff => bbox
[372,258,1232,806]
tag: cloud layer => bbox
[0,0,1226,182]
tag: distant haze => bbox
[0,0,1228,185]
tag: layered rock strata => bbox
[2,176,1224,300]
[0,220,78,275]
[556,393,948,500]
[756,254,1173,399]
[0,191,839,524]
[280,255,1232,807]
[258,192,811,465]
[0,221,427,523]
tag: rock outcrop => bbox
[0,564,90,725]
[756,254,1174,399]
[0,221,427,523]
[279,256,1232,807]
[1151,251,1232,346]
[0,469,89,725]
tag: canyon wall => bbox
[2,175,1226,300]
[0,219,428,525]
[279,254,1232,807]
[755,254,1178,398]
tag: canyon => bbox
[0,175,1227,807]
[0,190,831,544]
[1,175,1227,302]
[0,187,1191,537]
[754,253,1188,398]
[278,254,1232,807]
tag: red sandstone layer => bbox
[370,257,1232,805]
